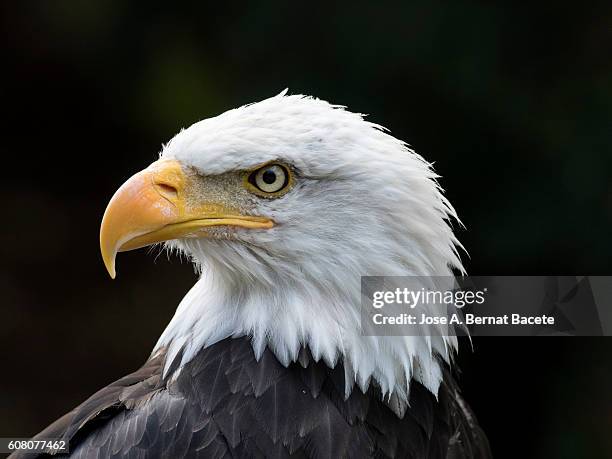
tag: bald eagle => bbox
[15,92,490,458]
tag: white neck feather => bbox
[155,234,461,417]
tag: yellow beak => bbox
[100,159,274,278]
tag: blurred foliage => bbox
[1,1,611,458]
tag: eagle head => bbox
[100,91,463,415]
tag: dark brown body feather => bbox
[12,337,490,458]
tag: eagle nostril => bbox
[155,182,178,199]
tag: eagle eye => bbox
[247,163,291,196]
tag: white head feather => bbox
[153,91,464,416]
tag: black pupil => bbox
[262,169,277,184]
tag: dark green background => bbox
[1,1,611,457]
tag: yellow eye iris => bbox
[246,163,292,197]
